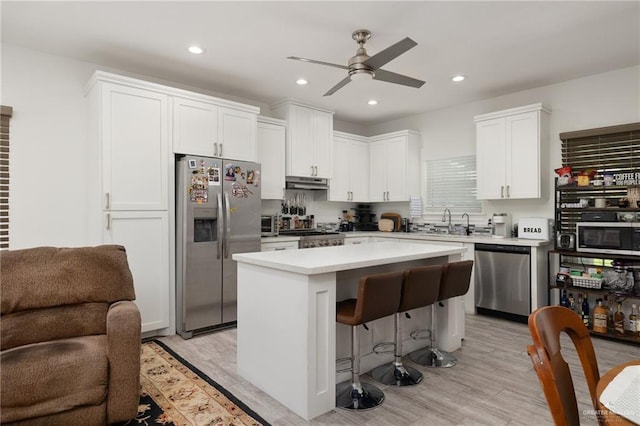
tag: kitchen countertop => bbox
[234,241,465,274]
[344,231,552,247]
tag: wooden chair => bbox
[527,306,602,426]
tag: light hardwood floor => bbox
[159,314,639,425]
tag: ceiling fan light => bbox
[350,70,374,81]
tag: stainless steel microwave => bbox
[261,214,279,237]
[576,222,640,255]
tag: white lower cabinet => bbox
[103,211,171,333]
[261,240,299,251]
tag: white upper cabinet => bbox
[369,131,421,202]
[97,82,170,211]
[475,103,551,200]
[218,107,257,162]
[172,97,218,157]
[172,95,259,161]
[257,116,286,200]
[270,100,334,179]
[329,132,369,202]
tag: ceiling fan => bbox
[288,29,425,96]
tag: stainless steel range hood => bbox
[285,176,329,190]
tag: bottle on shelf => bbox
[614,303,625,335]
[560,289,570,308]
[576,293,583,316]
[606,294,615,332]
[581,293,590,328]
[568,292,575,311]
[630,304,639,337]
[593,299,608,334]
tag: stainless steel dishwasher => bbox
[474,243,531,321]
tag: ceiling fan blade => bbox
[323,76,352,96]
[287,56,348,70]
[363,37,417,70]
[373,69,425,88]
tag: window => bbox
[1,106,12,249]
[424,155,481,214]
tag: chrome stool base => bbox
[409,347,457,368]
[371,362,423,386]
[336,381,385,410]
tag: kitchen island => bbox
[233,241,466,420]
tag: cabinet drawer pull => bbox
[274,247,287,251]
[353,241,362,245]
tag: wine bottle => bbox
[629,304,639,337]
[560,289,570,308]
[606,295,615,331]
[614,303,625,335]
[581,293,590,328]
[593,299,608,334]
[568,293,575,311]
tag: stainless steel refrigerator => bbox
[176,155,261,338]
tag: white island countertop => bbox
[233,241,465,275]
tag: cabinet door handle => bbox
[105,193,110,209]
[506,185,510,198]
[314,166,318,176]
[219,144,223,157]
[214,143,218,157]
[310,165,314,176]
[501,186,504,198]
[106,213,111,230]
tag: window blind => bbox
[425,155,481,213]
[557,122,640,234]
[1,106,12,249]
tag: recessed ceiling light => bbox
[451,74,466,82]
[296,78,308,85]
[368,100,378,105]
[188,46,204,55]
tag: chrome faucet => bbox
[462,212,470,235]
[442,208,452,232]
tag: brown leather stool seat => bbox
[409,260,474,368]
[371,265,442,386]
[335,271,403,410]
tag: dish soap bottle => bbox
[592,299,608,334]
[614,303,625,335]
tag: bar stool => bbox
[371,264,442,387]
[335,271,403,410]
[409,260,474,368]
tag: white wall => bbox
[368,66,640,226]
[4,42,639,248]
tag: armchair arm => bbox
[106,300,141,423]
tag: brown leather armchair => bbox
[1,245,141,425]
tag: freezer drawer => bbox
[474,244,531,317]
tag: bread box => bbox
[518,218,552,240]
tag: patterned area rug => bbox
[120,340,270,426]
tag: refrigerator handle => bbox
[216,193,223,259]
[224,191,231,259]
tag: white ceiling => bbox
[2,1,639,125]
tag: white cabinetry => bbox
[172,96,259,161]
[475,103,551,200]
[86,72,172,334]
[218,107,257,162]
[270,100,333,179]
[172,97,218,157]
[261,240,299,251]
[329,132,369,202]
[257,116,286,200]
[369,130,421,202]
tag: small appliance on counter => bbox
[353,204,378,231]
[491,213,511,238]
[517,217,553,240]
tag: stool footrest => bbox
[410,329,432,341]
[372,342,395,355]
[336,356,352,373]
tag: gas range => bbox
[278,229,345,249]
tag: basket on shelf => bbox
[572,276,604,289]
